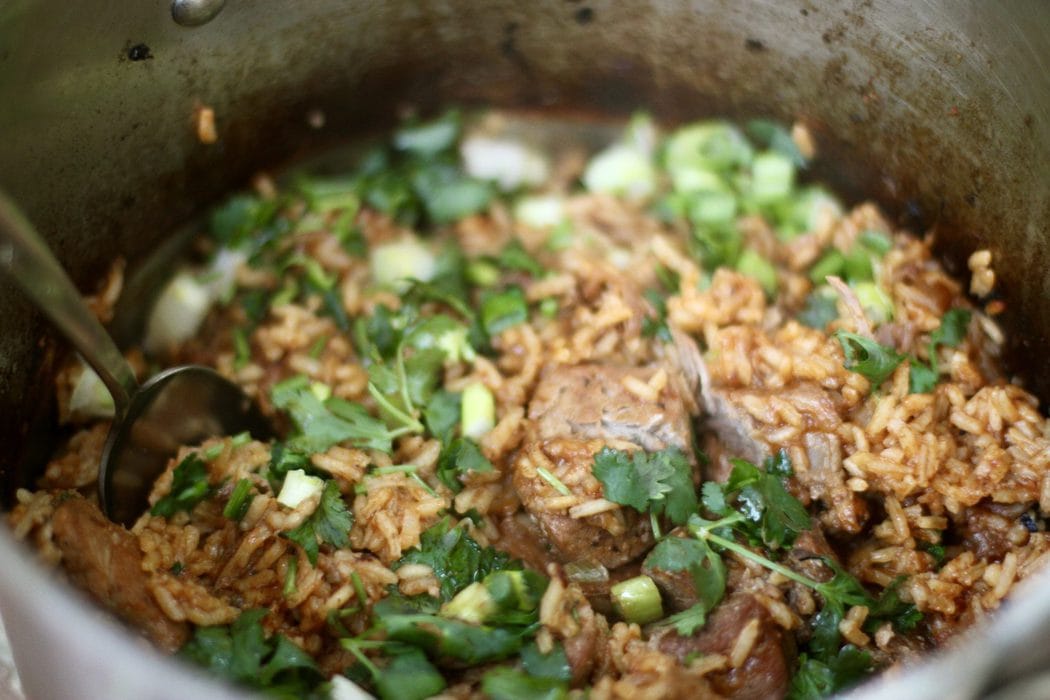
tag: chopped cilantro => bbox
[789,646,872,700]
[593,446,698,527]
[909,308,972,394]
[724,455,811,550]
[179,609,324,698]
[659,603,708,636]
[423,389,461,444]
[520,641,572,682]
[283,480,353,566]
[745,119,808,169]
[834,331,904,392]
[271,376,406,454]
[645,536,726,612]
[496,239,544,277]
[480,285,529,336]
[641,289,673,342]
[436,437,494,493]
[151,453,212,518]
[481,667,567,700]
[798,290,839,329]
[394,517,518,602]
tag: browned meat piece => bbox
[699,389,769,483]
[800,431,868,534]
[786,525,839,583]
[562,588,607,686]
[957,501,1030,561]
[512,438,653,569]
[650,593,792,700]
[529,364,694,454]
[51,497,189,652]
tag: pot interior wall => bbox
[1,0,1048,501]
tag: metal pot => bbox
[0,1,1048,698]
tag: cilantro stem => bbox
[650,511,663,540]
[535,466,571,496]
[395,342,415,415]
[688,518,822,593]
[367,382,425,433]
[374,463,419,475]
[350,571,369,608]
[341,639,381,677]
[410,473,438,496]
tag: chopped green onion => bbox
[515,195,565,229]
[309,381,332,403]
[810,249,845,285]
[222,478,254,521]
[539,298,559,318]
[843,247,874,283]
[203,443,224,461]
[466,259,500,287]
[583,143,657,200]
[461,382,495,439]
[749,151,795,202]
[688,190,738,226]
[853,282,894,324]
[611,575,664,624]
[351,571,368,608]
[536,466,571,496]
[735,249,778,297]
[371,238,437,291]
[230,431,251,448]
[545,221,575,251]
[308,335,329,359]
[859,229,893,255]
[664,121,753,182]
[282,555,298,598]
[440,581,497,625]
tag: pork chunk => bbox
[529,364,694,454]
[650,593,792,700]
[52,497,189,652]
[512,438,653,569]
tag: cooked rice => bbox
[8,113,1050,700]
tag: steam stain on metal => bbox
[745,38,767,52]
[127,44,153,62]
[574,7,594,25]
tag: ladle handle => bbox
[0,190,137,414]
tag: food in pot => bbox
[10,111,1048,699]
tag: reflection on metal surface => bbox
[0,613,23,700]
[171,0,226,27]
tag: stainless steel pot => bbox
[1,1,1048,698]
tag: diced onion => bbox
[329,675,372,700]
[277,469,324,510]
[514,195,566,229]
[583,144,657,200]
[460,136,550,192]
[370,238,436,292]
[68,360,115,419]
[461,382,495,439]
[144,273,213,354]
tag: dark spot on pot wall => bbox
[127,43,153,61]
[574,7,594,25]
[745,38,766,52]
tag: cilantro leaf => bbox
[283,480,353,566]
[497,239,544,277]
[480,285,529,336]
[179,609,324,698]
[908,358,939,395]
[393,517,518,601]
[930,308,971,349]
[644,536,726,612]
[436,437,494,492]
[370,648,446,700]
[271,376,397,453]
[424,389,461,445]
[865,576,921,634]
[660,603,708,636]
[520,641,572,682]
[151,453,212,518]
[798,291,839,329]
[730,457,810,550]
[482,667,567,700]
[789,646,872,700]
[642,289,673,343]
[834,331,904,391]
[592,447,698,526]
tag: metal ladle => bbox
[0,190,272,526]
